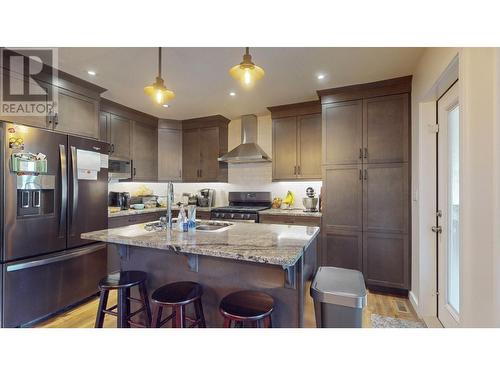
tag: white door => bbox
[436,82,460,327]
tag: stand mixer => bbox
[302,187,318,212]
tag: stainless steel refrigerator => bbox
[0,121,109,327]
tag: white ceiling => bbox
[58,47,424,120]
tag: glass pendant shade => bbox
[144,47,175,105]
[229,47,265,88]
[144,77,175,105]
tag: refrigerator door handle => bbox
[59,144,67,238]
[70,146,78,236]
[6,243,105,272]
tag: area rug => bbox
[371,314,426,328]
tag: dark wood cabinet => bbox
[132,121,158,181]
[158,122,182,181]
[323,100,363,165]
[1,67,105,138]
[268,101,322,181]
[318,76,411,291]
[100,99,158,181]
[258,214,321,227]
[199,126,220,181]
[55,87,99,139]
[181,115,229,182]
[272,116,297,180]
[0,70,50,128]
[182,128,201,181]
[109,114,132,160]
[363,163,409,233]
[363,94,409,164]
[363,232,409,289]
[297,114,322,179]
[323,230,363,272]
[322,165,363,232]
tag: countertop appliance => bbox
[109,191,130,210]
[0,122,109,327]
[197,188,215,208]
[211,192,271,222]
[303,186,319,212]
[108,156,132,180]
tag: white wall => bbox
[110,114,322,208]
[412,47,500,327]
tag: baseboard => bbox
[409,290,420,317]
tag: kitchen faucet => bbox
[166,181,174,229]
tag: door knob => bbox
[431,226,442,234]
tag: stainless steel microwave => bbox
[108,157,132,180]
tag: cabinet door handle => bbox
[364,169,367,180]
[133,167,136,177]
[110,144,115,154]
[54,112,59,127]
[364,147,368,159]
[178,169,181,178]
[48,110,53,125]
[359,169,362,180]
[359,148,363,159]
[294,166,297,175]
[297,165,301,175]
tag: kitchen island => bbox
[82,220,319,327]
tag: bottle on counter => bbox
[177,205,186,232]
[187,205,196,232]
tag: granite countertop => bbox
[82,220,320,267]
[108,206,214,218]
[259,208,322,218]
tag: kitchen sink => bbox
[196,222,233,232]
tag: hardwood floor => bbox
[36,288,421,328]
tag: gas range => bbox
[210,192,271,222]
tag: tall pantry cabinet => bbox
[318,76,412,291]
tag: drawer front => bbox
[108,211,165,228]
[259,214,321,226]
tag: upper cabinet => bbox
[158,119,182,181]
[1,65,105,139]
[363,94,409,164]
[268,101,322,181]
[132,121,158,181]
[55,86,99,139]
[100,99,158,181]
[323,100,363,165]
[181,115,229,182]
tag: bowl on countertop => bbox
[131,204,145,210]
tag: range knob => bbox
[230,213,235,219]
[214,212,220,218]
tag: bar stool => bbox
[151,281,206,328]
[95,271,152,328]
[219,290,274,328]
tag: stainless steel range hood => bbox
[218,114,271,163]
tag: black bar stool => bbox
[219,290,274,328]
[95,271,152,328]
[151,281,206,328]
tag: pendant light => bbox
[229,47,265,88]
[144,47,175,105]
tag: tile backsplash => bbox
[108,179,322,209]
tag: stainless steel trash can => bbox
[310,266,367,328]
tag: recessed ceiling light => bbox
[87,70,96,76]
[162,104,169,108]
[317,74,325,80]
[229,92,236,96]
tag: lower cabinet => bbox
[321,229,409,290]
[322,230,362,272]
[363,232,409,289]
